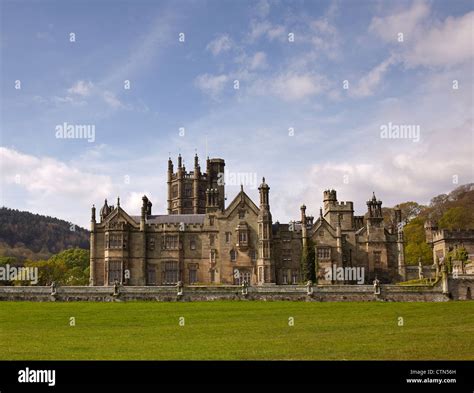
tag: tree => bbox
[403,217,433,265]
[396,201,426,222]
[301,239,316,282]
[24,248,90,285]
[24,259,68,286]
[0,256,19,285]
[438,207,473,230]
[456,247,469,263]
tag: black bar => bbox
[0,361,472,390]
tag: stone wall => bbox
[0,280,460,302]
[448,275,474,300]
[405,265,437,281]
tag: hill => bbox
[0,207,89,261]
[381,183,474,265]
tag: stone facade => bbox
[285,191,406,284]
[89,155,405,287]
[424,224,474,275]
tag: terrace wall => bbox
[0,279,466,302]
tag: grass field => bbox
[0,301,473,360]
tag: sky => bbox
[0,0,473,228]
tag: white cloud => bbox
[250,51,267,70]
[206,34,233,56]
[194,73,229,98]
[271,72,326,101]
[274,118,473,219]
[67,80,94,96]
[369,1,430,43]
[247,20,286,42]
[0,147,112,197]
[121,191,155,214]
[102,91,124,109]
[0,147,114,227]
[308,14,341,60]
[266,25,286,41]
[351,55,397,97]
[370,2,473,68]
[254,0,270,18]
[403,11,474,68]
[57,80,125,109]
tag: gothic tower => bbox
[167,154,225,214]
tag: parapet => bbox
[432,229,474,242]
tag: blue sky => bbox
[1,0,473,228]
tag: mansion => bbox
[89,155,406,286]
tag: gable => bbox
[310,218,336,241]
[102,207,140,228]
[223,190,260,218]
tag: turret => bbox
[257,177,274,284]
[193,154,201,214]
[300,204,307,250]
[367,192,383,219]
[141,195,148,231]
[366,192,384,238]
[139,195,148,285]
[100,199,110,222]
[167,157,173,214]
[335,213,343,266]
[258,177,270,208]
[90,204,96,286]
[394,208,402,225]
[424,220,438,244]
[396,208,405,279]
[91,204,96,227]
[323,189,337,213]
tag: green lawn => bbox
[0,301,472,360]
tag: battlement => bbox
[323,189,337,201]
[322,190,353,211]
[433,229,474,242]
[334,201,354,211]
